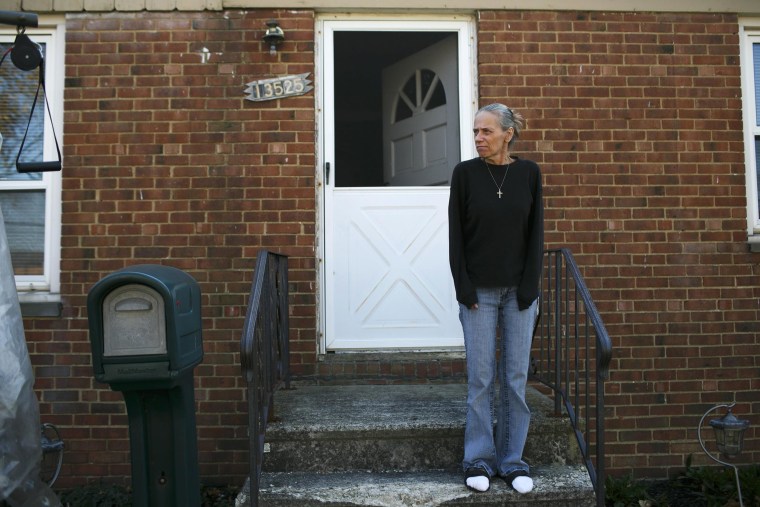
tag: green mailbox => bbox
[88,264,203,507]
[88,264,202,387]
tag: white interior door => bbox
[320,17,476,351]
[382,35,460,187]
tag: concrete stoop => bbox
[235,383,596,506]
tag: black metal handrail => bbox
[240,250,290,507]
[238,248,609,505]
[531,248,613,507]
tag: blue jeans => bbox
[460,287,536,477]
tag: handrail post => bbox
[595,344,606,507]
[553,250,562,415]
[533,248,612,506]
[276,255,290,389]
[240,250,289,507]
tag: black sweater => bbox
[448,156,544,310]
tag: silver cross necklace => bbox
[483,158,511,199]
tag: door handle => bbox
[325,162,330,185]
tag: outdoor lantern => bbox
[710,407,750,458]
[263,19,284,56]
[698,402,751,507]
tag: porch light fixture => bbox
[697,402,750,507]
[263,19,284,56]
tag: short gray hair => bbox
[477,103,524,148]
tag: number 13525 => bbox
[244,73,313,102]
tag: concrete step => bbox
[261,383,582,473]
[239,465,595,506]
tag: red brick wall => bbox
[28,9,318,486]
[21,8,760,489]
[478,10,759,476]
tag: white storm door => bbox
[321,17,476,352]
[382,35,460,187]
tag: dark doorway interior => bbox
[333,31,452,187]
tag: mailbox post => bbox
[88,265,203,507]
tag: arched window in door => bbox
[393,68,447,123]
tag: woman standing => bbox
[448,103,544,494]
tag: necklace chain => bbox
[483,158,511,199]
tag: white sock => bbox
[466,475,490,492]
[512,475,534,494]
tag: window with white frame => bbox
[741,18,760,240]
[0,18,63,297]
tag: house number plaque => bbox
[244,73,313,102]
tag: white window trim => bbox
[1,16,64,299]
[740,18,760,243]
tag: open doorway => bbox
[333,31,456,187]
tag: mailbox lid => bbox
[103,284,167,357]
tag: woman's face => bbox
[473,111,513,162]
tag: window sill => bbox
[18,292,62,318]
[748,235,760,253]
